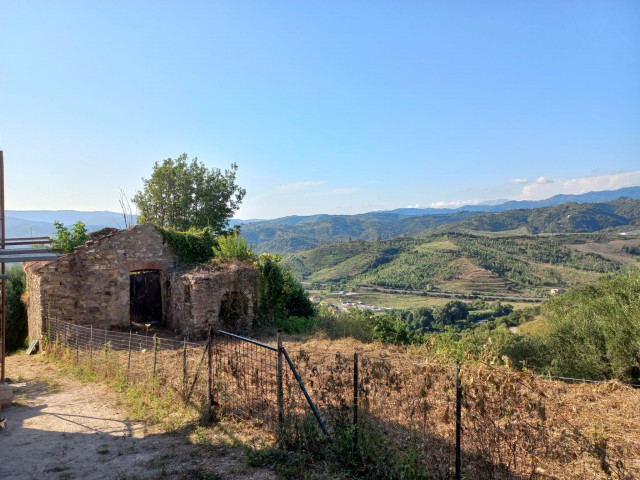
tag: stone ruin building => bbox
[24,224,257,343]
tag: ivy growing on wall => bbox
[157,227,217,264]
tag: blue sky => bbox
[1,1,639,219]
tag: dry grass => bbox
[43,318,640,479]
[280,334,640,479]
[568,239,640,265]
[517,317,548,336]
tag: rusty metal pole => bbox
[353,352,359,455]
[182,337,188,396]
[456,363,462,480]
[1,151,6,383]
[276,330,284,444]
[206,327,214,420]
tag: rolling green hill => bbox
[284,233,639,297]
[244,198,640,254]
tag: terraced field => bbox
[285,233,635,297]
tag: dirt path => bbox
[0,354,275,480]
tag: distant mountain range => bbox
[4,186,640,248]
[4,210,137,239]
[241,189,640,253]
[387,186,640,216]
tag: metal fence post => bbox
[89,325,93,364]
[353,352,359,455]
[456,363,462,480]
[75,324,79,364]
[277,330,284,445]
[182,337,188,397]
[207,328,213,420]
[152,334,158,382]
[126,330,132,385]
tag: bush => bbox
[274,316,316,335]
[539,271,640,382]
[213,232,254,261]
[255,254,315,328]
[5,265,28,352]
[158,227,217,264]
[315,308,374,343]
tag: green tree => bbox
[5,265,27,352]
[283,270,315,318]
[51,220,89,253]
[254,253,315,326]
[255,254,287,326]
[133,154,246,232]
[432,300,469,329]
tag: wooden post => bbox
[276,330,284,444]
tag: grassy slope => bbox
[285,234,639,297]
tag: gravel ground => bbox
[0,353,275,480]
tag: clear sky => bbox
[1,1,639,219]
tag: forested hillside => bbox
[284,233,640,297]
[244,198,640,254]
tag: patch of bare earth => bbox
[448,258,514,295]
[0,353,274,480]
[568,239,640,264]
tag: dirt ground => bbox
[0,353,275,480]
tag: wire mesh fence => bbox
[46,318,210,408]
[210,330,280,432]
[44,318,640,479]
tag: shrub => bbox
[540,271,640,382]
[255,254,315,328]
[158,227,217,263]
[5,265,27,352]
[213,232,254,261]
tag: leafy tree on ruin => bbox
[51,220,89,254]
[132,154,246,232]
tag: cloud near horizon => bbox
[429,199,480,209]
[519,171,640,200]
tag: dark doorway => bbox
[130,270,163,325]
[219,291,248,331]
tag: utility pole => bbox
[1,150,6,382]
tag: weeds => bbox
[43,318,640,479]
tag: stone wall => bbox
[167,263,257,338]
[25,224,178,342]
